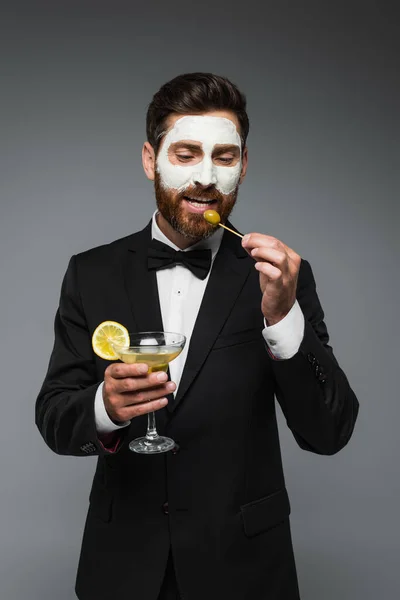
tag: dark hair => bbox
[146,72,249,153]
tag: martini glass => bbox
[112,331,186,454]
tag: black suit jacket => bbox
[36,219,359,600]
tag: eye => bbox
[177,154,195,162]
[216,156,234,164]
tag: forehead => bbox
[163,112,241,146]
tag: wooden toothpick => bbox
[218,223,243,238]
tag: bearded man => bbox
[36,72,359,600]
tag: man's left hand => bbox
[242,233,301,326]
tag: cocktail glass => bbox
[111,331,186,454]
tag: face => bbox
[144,111,247,241]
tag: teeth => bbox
[185,197,215,205]
[188,201,209,208]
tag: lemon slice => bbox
[92,321,130,360]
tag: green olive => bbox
[203,209,221,225]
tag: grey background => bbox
[1,1,398,598]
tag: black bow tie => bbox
[147,239,212,280]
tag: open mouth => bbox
[183,196,217,208]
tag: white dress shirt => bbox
[94,211,305,434]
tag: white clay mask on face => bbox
[156,115,242,195]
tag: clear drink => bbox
[112,332,186,454]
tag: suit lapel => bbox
[123,220,173,428]
[171,222,252,412]
[124,220,164,333]
[122,218,253,416]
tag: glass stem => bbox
[146,411,159,440]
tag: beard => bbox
[154,172,239,241]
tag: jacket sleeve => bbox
[35,255,129,456]
[271,259,359,455]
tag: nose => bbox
[193,156,217,187]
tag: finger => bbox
[250,247,288,268]
[117,397,169,421]
[120,381,176,404]
[106,379,174,412]
[107,362,149,379]
[287,249,302,269]
[242,233,287,252]
[115,372,171,395]
[254,261,282,280]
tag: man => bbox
[36,72,359,600]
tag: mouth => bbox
[183,196,218,213]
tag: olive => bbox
[203,209,221,225]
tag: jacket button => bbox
[171,444,180,455]
[307,352,316,364]
[162,502,169,515]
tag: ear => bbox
[239,146,248,185]
[142,142,156,181]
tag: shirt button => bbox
[162,502,169,515]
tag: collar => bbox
[151,209,224,261]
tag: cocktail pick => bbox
[203,210,244,239]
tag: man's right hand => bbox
[103,363,176,423]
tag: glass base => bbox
[129,435,176,454]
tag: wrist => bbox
[264,313,289,327]
[109,414,126,426]
[104,404,124,426]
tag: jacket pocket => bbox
[240,488,291,537]
[89,482,113,523]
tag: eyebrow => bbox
[169,142,202,152]
[212,144,240,154]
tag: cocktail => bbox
[111,331,186,454]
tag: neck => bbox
[156,212,202,250]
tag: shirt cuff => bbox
[94,381,131,435]
[262,300,305,360]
